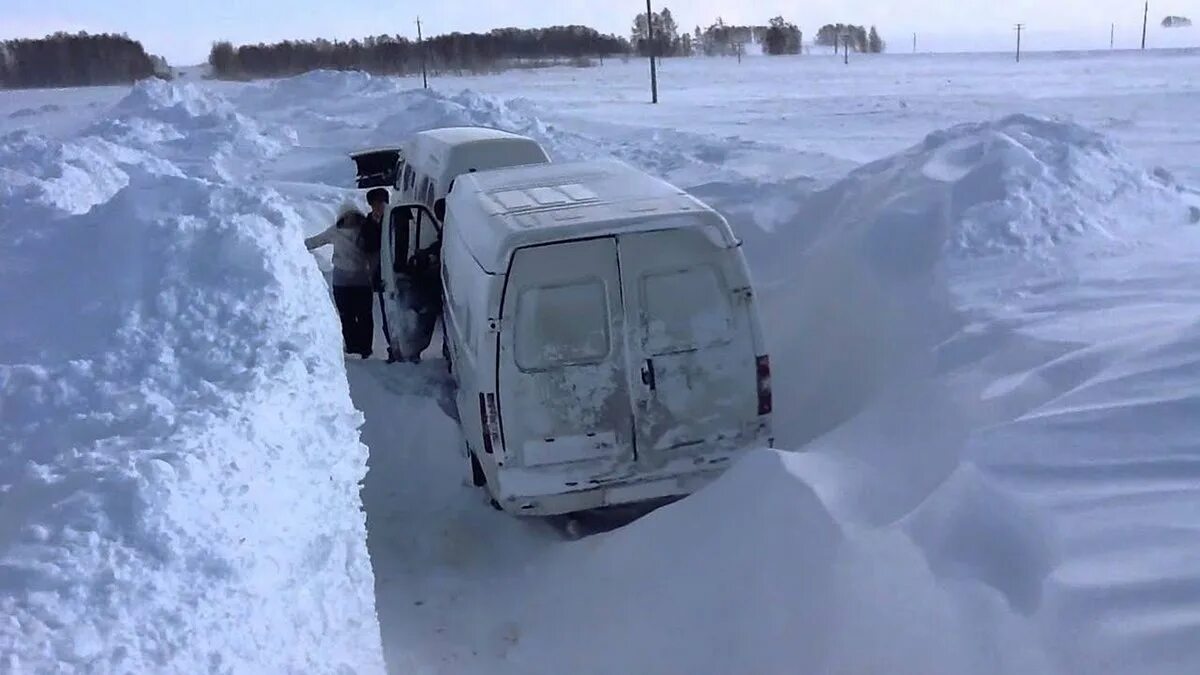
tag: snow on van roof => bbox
[412,126,530,147]
[449,159,738,273]
[349,146,403,158]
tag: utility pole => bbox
[416,17,428,89]
[1141,2,1149,50]
[1111,23,1115,49]
[913,33,917,54]
[1014,23,1025,62]
[842,33,850,64]
[646,0,658,104]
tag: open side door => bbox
[381,202,443,361]
[350,147,403,189]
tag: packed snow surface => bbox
[2,49,1199,673]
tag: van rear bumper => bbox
[492,450,752,516]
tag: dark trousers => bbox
[332,285,374,357]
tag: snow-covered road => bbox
[3,50,1200,673]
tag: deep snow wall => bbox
[0,81,384,673]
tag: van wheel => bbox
[470,452,487,488]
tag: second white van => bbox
[396,126,551,208]
[437,159,774,516]
[373,127,551,360]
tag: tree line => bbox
[815,24,886,53]
[0,16,890,90]
[632,12,773,58]
[0,32,167,89]
[209,26,630,80]
[631,9,884,57]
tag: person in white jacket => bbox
[306,188,386,358]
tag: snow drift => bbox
[492,447,1054,675]
[754,113,1199,446]
[0,123,383,671]
[790,113,1193,262]
[0,130,183,215]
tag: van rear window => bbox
[515,280,610,371]
[641,266,733,354]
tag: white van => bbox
[439,159,774,516]
[368,128,551,360]
[396,127,551,208]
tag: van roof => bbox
[448,159,738,274]
[406,127,549,187]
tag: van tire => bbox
[470,452,487,488]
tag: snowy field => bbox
[3,49,1200,673]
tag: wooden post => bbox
[1141,2,1149,49]
[842,34,849,64]
[417,17,427,88]
[1015,23,1024,62]
[646,0,658,103]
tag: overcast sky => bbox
[2,0,1197,64]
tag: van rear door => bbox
[350,147,402,189]
[498,238,634,469]
[617,229,761,461]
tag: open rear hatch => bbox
[350,147,402,189]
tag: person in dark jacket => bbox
[306,189,386,358]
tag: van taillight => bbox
[478,392,499,454]
[756,355,773,416]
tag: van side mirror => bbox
[434,198,446,223]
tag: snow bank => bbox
[368,86,758,185]
[250,69,397,108]
[371,89,550,145]
[93,79,297,181]
[241,71,775,189]
[0,140,384,670]
[795,114,1193,260]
